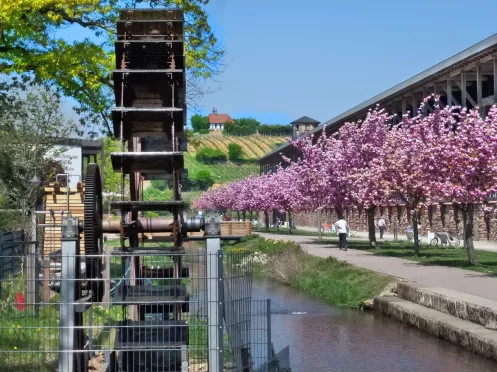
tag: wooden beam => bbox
[411,95,418,117]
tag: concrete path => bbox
[258,232,497,301]
[289,225,497,252]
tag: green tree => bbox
[0,88,75,232]
[190,114,210,132]
[228,143,243,161]
[193,170,214,190]
[224,117,260,135]
[235,118,260,127]
[98,137,123,194]
[0,0,225,134]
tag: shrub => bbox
[198,129,210,135]
[228,143,243,161]
[194,170,214,190]
[195,147,227,164]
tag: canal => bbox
[253,280,497,372]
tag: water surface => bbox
[253,280,497,372]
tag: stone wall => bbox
[293,204,497,241]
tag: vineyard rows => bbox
[188,134,287,159]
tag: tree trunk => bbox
[412,211,420,256]
[242,211,246,221]
[237,211,240,221]
[367,207,377,248]
[462,203,478,265]
[264,210,269,232]
[288,211,293,234]
[317,209,323,240]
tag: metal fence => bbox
[0,244,287,372]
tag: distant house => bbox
[291,116,320,139]
[208,108,235,131]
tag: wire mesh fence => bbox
[0,243,284,372]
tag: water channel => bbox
[253,280,497,372]
[185,241,497,371]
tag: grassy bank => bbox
[224,235,393,308]
[314,238,497,275]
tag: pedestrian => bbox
[378,216,386,239]
[334,215,348,251]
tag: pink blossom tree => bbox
[429,105,497,264]
[338,106,392,248]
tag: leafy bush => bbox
[228,143,243,161]
[198,129,210,135]
[195,147,227,164]
[193,170,214,190]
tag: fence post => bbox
[207,237,222,372]
[218,249,225,372]
[267,298,272,364]
[59,217,82,372]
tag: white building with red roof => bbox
[208,108,235,131]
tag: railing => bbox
[0,248,281,372]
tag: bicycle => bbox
[430,231,460,248]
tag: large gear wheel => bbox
[84,163,104,302]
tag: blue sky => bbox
[192,0,497,125]
[60,0,497,128]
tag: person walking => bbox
[335,215,348,251]
[378,216,386,239]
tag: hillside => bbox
[184,134,288,184]
[187,134,287,159]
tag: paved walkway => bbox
[258,232,497,301]
[291,225,497,252]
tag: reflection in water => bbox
[253,280,497,372]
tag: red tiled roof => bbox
[208,114,235,124]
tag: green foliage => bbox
[151,180,168,191]
[235,118,261,127]
[224,117,260,135]
[99,137,123,194]
[193,170,214,190]
[144,186,172,201]
[0,0,225,134]
[198,129,210,135]
[190,114,210,132]
[259,124,293,135]
[195,147,227,164]
[228,143,243,161]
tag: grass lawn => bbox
[314,238,497,275]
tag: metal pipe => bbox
[102,217,175,233]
